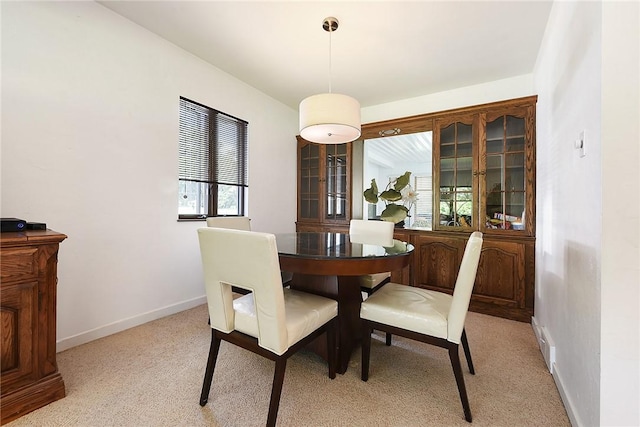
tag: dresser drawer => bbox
[0,248,38,283]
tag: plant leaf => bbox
[379,189,402,202]
[363,179,379,204]
[385,240,408,254]
[380,204,409,223]
[393,171,411,191]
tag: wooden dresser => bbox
[1,230,67,424]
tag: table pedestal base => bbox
[289,274,362,375]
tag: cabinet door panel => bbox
[1,282,38,393]
[481,107,534,234]
[298,142,321,220]
[433,116,478,231]
[412,235,464,293]
[325,144,349,221]
[474,240,525,306]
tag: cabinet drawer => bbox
[0,248,38,283]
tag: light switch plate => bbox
[577,130,586,157]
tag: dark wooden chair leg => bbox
[385,332,392,346]
[327,319,337,379]
[448,344,472,423]
[199,330,221,406]
[361,321,372,381]
[461,329,475,375]
[266,359,287,427]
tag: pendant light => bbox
[299,17,361,144]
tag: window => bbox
[413,175,433,228]
[178,97,248,219]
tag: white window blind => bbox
[178,97,248,219]
[414,175,433,226]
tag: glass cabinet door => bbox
[325,144,348,221]
[482,113,527,231]
[434,117,477,230]
[299,142,320,220]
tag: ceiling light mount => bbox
[299,16,361,144]
[323,17,339,33]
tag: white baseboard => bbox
[531,316,556,373]
[552,363,581,427]
[532,317,580,426]
[56,296,207,352]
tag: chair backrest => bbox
[205,216,251,231]
[197,227,287,354]
[349,219,394,246]
[447,231,483,343]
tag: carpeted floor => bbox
[7,304,569,426]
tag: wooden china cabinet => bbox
[296,136,351,232]
[424,98,536,321]
[296,96,537,322]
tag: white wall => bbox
[1,2,298,351]
[534,1,640,426]
[600,2,639,426]
[362,74,535,124]
[533,2,602,425]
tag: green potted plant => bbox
[363,171,418,225]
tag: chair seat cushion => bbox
[234,289,337,349]
[359,272,391,289]
[360,283,453,339]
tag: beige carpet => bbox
[7,304,569,427]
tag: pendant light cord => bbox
[323,17,338,94]
[328,24,333,94]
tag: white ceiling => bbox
[367,131,432,169]
[97,1,553,110]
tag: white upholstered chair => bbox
[349,219,396,345]
[349,219,395,295]
[360,231,483,423]
[205,216,251,230]
[197,227,337,427]
[206,216,292,288]
[205,216,253,295]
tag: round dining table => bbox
[275,232,414,374]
